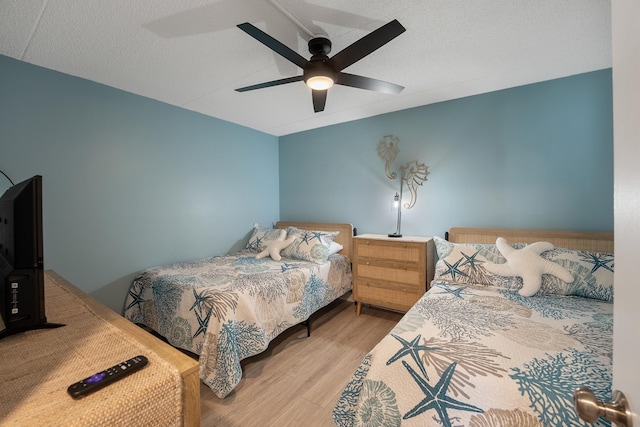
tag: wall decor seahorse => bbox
[377,135,428,209]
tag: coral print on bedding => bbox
[333,235,614,426]
[124,243,352,398]
[333,281,613,426]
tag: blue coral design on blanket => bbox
[123,250,351,398]
[333,281,612,426]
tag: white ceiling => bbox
[1,0,611,136]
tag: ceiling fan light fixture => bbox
[236,20,406,111]
[306,75,334,90]
[304,60,336,90]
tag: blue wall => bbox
[0,55,280,312]
[279,69,613,238]
[0,53,613,312]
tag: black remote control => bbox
[67,355,148,398]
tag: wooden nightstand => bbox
[353,234,434,315]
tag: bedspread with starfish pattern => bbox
[123,250,352,398]
[332,280,612,427]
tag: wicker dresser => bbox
[353,234,434,315]
[0,270,200,426]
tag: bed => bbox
[333,227,614,427]
[123,221,353,398]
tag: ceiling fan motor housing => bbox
[304,37,336,87]
[308,37,331,55]
[303,57,337,86]
[305,37,335,85]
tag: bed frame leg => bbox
[303,320,311,337]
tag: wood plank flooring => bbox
[198,295,403,426]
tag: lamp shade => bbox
[389,191,402,238]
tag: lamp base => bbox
[388,233,402,238]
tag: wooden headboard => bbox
[447,227,614,253]
[275,222,354,260]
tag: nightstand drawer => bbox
[354,263,422,288]
[355,281,424,312]
[355,240,423,264]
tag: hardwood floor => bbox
[198,295,403,426]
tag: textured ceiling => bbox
[1,0,611,136]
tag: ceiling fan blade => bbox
[237,23,309,69]
[329,20,406,72]
[236,75,304,92]
[336,72,404,94]
[312,89,327,112]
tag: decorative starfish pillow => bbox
[255,233,296,261]
[484,237,574,297]
[245,224,286,253]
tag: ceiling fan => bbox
[235,19,406,112]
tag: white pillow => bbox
[328,241,343,256]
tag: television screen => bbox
[0,175,63,339]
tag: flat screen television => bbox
[0,175,63,339]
